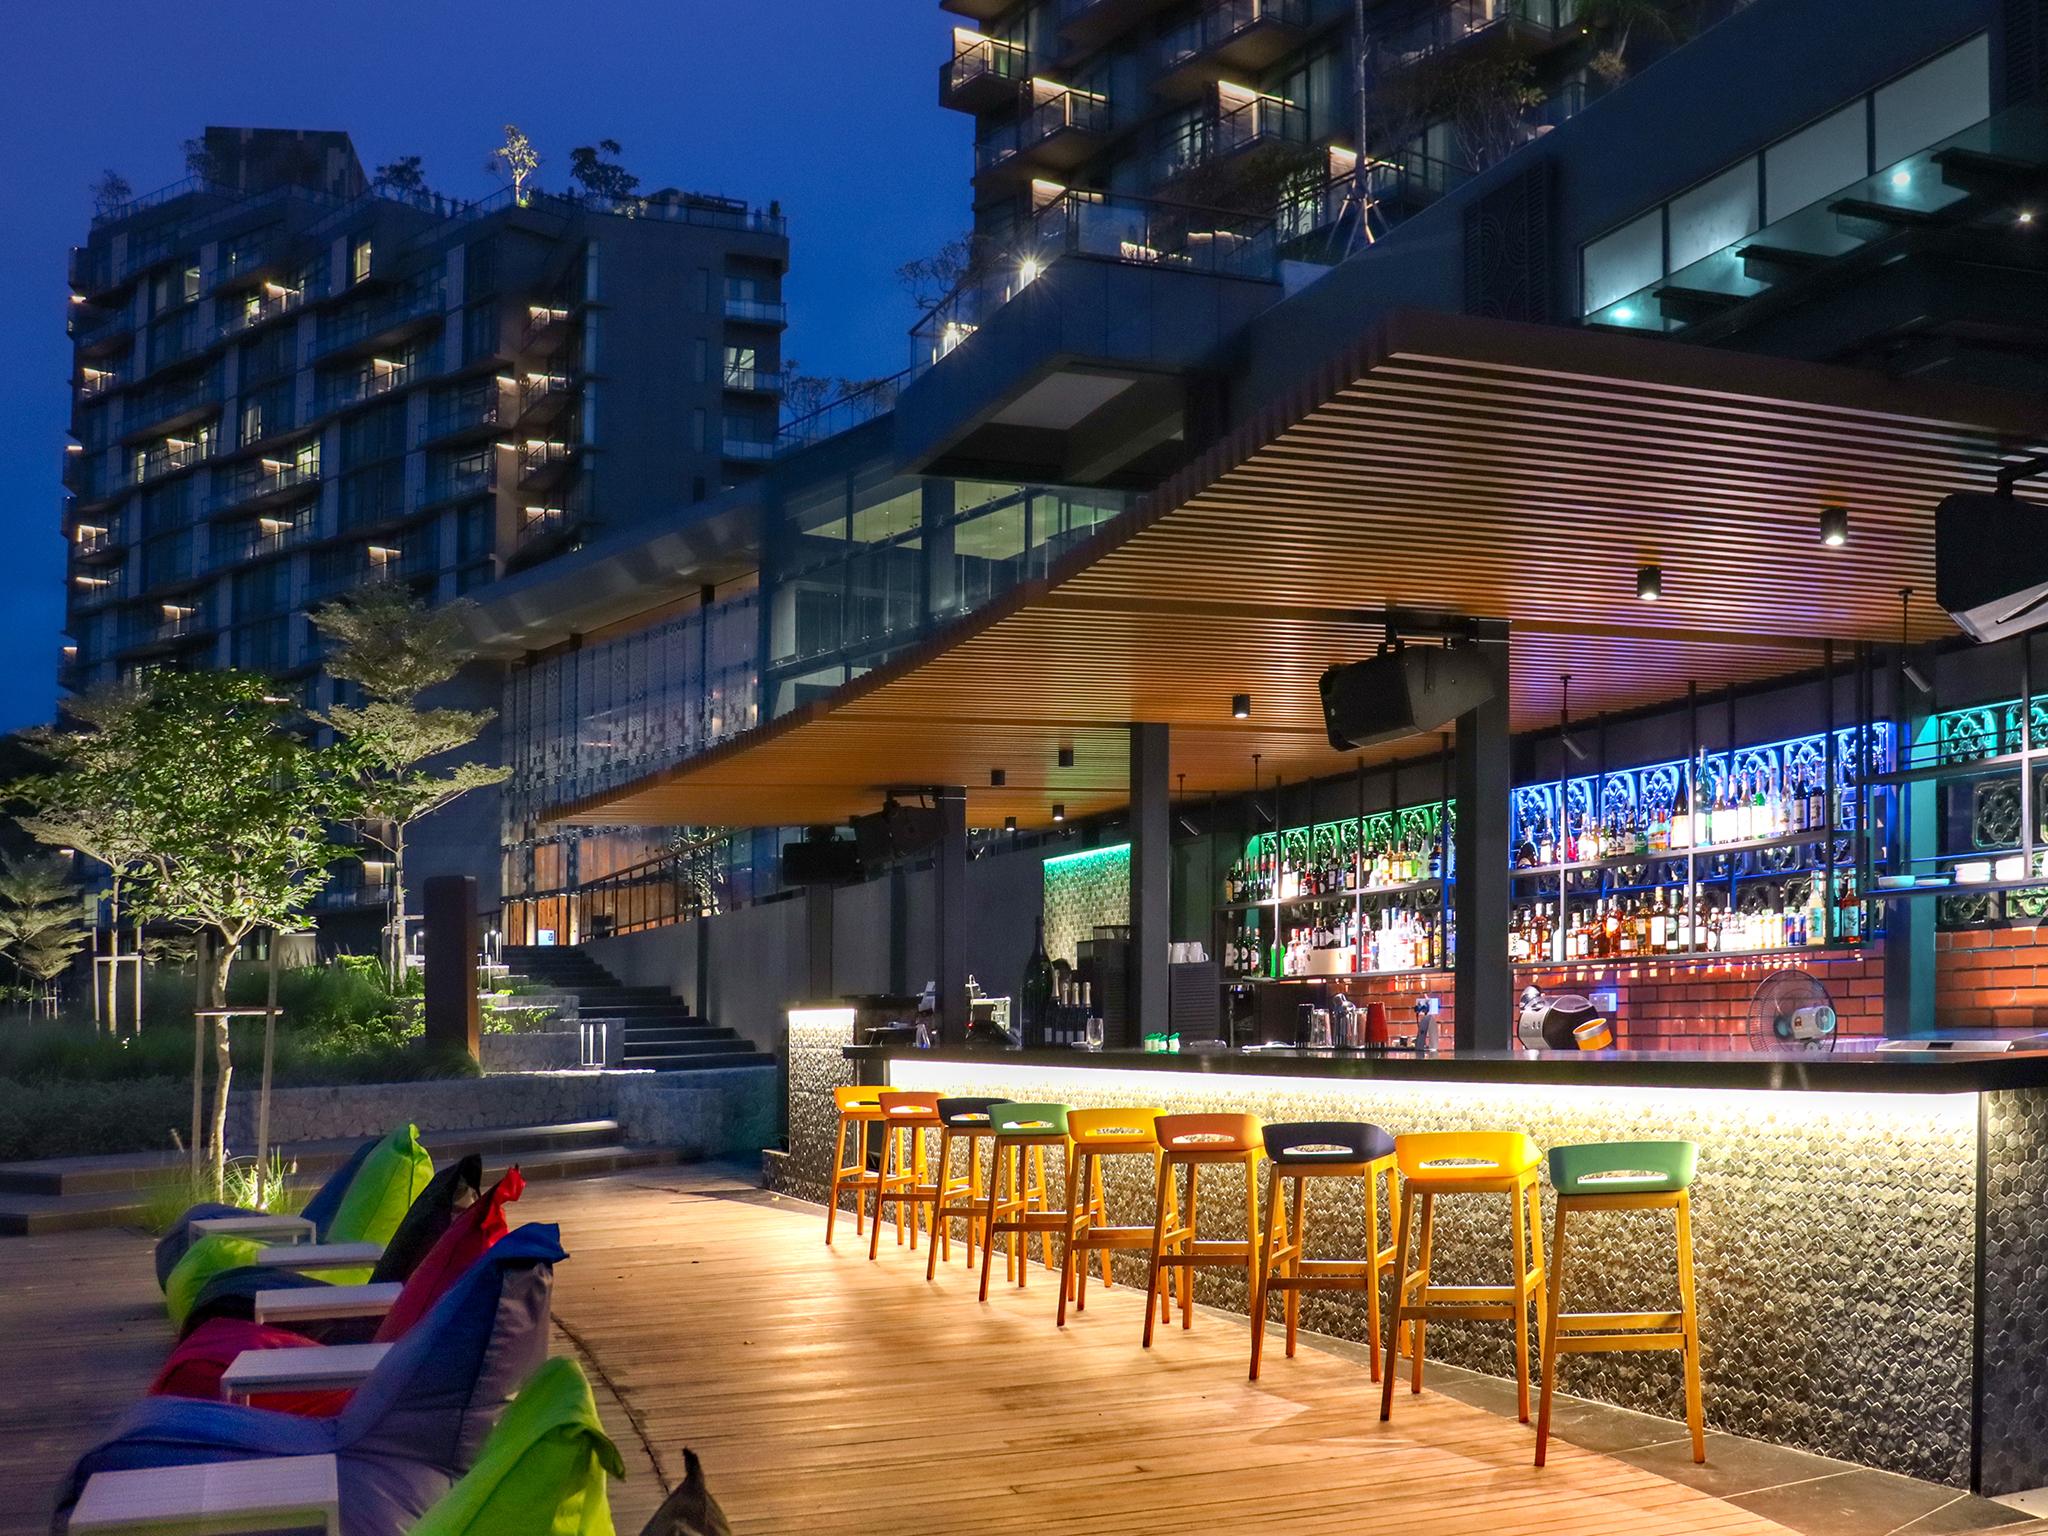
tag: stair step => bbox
[618,1053,776,1072]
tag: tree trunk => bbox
[206,933,238,1197]
[104,879,120,1035]
[390,822,407,991]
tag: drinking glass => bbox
[1085,1017,1105,1051]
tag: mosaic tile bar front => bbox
[778,1033,2001,1489]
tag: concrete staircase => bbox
[501,945,773,1073]
[0,1119,677,1237]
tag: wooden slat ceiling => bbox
[559,309,2048,829]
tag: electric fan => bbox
[1746,968,1838,1052]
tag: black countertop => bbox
[843,1042,2048,1094]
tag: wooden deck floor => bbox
[0,1167,1809,1536]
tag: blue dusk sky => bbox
[0,0,967,734]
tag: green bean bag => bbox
[411,1357,623,1536]
[162,1125,433,1327]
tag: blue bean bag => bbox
[155,1136,379,1289]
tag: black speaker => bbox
[1319,643,1498,750]
[781,839,861,886]
[1937,491,2048,642]
[851,800,944,868]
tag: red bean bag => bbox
[148,1168,526,1412]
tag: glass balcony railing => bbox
[778,372,905,452]
[975,88,1112,173]
[210,457,321,514]
[721,433,778,462]
[721,365,780,394]
[945,33,1030,106]
[1159,0,1308,75]
[1587,103,2041,333]
[912,190,1277,373]
[1374,0,1570,72]
[1157,93,1306,182]
[723,297,788,325]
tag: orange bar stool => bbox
[824,1084,888,1247]
[1142,1113,1264,1349]
[979,1102,1074,1301]
[1251,1120,1399,1381]
[1379,1131,1546,1424]
[1057,1106,1178,1328]
[868,1091,945,1261]
[926,1096,1003,1282]
[1536,1140,1704,1468]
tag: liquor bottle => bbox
[1836,875,1861,943]
[1537,815,1556,867]
[1021,918,1055,1047]
[1807,768,1828,835]
[1754,775,1771,839]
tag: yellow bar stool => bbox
[1143,1113,1265,1349]
[869,1091,945,1261]
[978,1102,1074,1302]
[926,1096,1004,1282]
[1380,1130,1546,1424]
[1251,1119,1400,1381]
[824,1084,888,1248]
[1537,1140,1705,1468]
[1057,1106,1178,1328]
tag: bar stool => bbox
[824,1085,888,1247]
[1057,1106,1178,1328]
[869,1091,944,1261]
[1251,1120,1399,1381]
[926,1096,1003,1282]
[1143,1113,1264,1348]
[1537,1140,1704,1468]
[1380,1131,1545,1423]
[978,1102,1073,1302]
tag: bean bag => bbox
[155,1136,379,1288]
[54,1224,566,1536]
[152,1168,525,1407]
[177,1156,486,1340]
[161,1126,433,1327]
[636,1449,733,1536]
[410,1357,623,1536]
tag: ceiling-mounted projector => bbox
[1319,640,1497,751]
[1936,491,2048,642]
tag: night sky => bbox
[0,0,966,734]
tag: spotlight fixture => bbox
[2022,210,2037,226]
[1820,505,1849,547]
[1051,803,1066,822]
[1231,692,1250,720]
[1004,816,1018,833]
[1900,586,1933,695]
[1057,746,1075,768]
[1637,564,1662,602]
[1558,673,1589,764]
[989,767,1006,787]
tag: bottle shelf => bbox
[1219,877,1446,912]
[1229,966,1453,985]
[1861,748,2044,789]
[1509,827,1855,879]
[1511,940,1865,970]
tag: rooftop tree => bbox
[311,586,510,986]
[372,155,432,202]
[568,139,640,203]
[89,171,133,217]
[489,125,540,205]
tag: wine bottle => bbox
[1020,918,1055,1047]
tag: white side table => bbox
[254,1281,402,1326]
[247,1241,383,1270]
[70,1452,339,1533]
[190,1214,316,1246]
[220,1342,393,1404]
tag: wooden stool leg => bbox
[1526,1178,1546,1371]
[1285,1172,1306,1359]
[927,1128,951,1281]
[826,1118,848,1246]
[1676,1190,1706,1464]
[1536,1201,1570,1467]
[1057,1148,1082,1326]
[1242,1157,1262,1343]
[869,1125,894,1262]
[1410,1191,1436,1394]
[910,1129,927,1250]
[1380,1184,1417,1421]
[1251,1159,1282,1380]
[978,1143,1008,1303]
[1091,1156,1112,1291]
[1363,1163,1384,1382]
[1511,1176,1533,1423]
[1181,1162,1199,1331]
[1143,1151,1173,1348]
[854,1119,869,1238]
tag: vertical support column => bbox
[1131,722,1172,1042]
[933,787,969,1043]
[1888,674,1937,1036]
[805,884,835,1001]
[887,865,909,997]
[423,875,481,1063]
[1455,635,1513,1050]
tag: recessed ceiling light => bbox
[1820,506,1848,547]
[1231,692,1250,720]
[1637,564,1662,602]
[1057,746,1075,768]
[1051,803,1066,822]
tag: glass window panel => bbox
[1581,209,1662,315]
[1874,35,1989,166]
[850,486,922,546]
[1765,103,1868,221]
[1668,160,1759,272]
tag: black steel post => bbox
[1455,634,1512,1049]
[1131,722,1172,1041]
[933,787,969,1043]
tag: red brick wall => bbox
[1315,930,2048,1047]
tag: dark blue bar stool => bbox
[927,1096,1006,1282]
[1252,1120,1399,1381]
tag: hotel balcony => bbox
[71,519,125,565]
[518,439,580,491]
[69,302,133,356]
[721,365,781,396]
[941,31,1030,115]
[227,513,313,564]
[119,373,221,443]
[133,434,217,485]
[418,461,498,511]
[1154,0,1311,102]
[974,85,1113,189]
[313,361,412,418]
[122,601,217,658]
[1155,87,1307,188]
[1057,0,1179,58]
[78,366,117,400]
[723,297,789,328]
[208,455,322,517]
[312,283,446,362]
[721,431,778,464]
[1373,0,1571,76]
[939,0,1013,20]
[416,395,504,449]
[520,302,576,353]
[518,367,581,426]
[71,572,119,612]
[216,280,306,341]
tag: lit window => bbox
[351,239,373,285]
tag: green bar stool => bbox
[1537,1140,1704,1468]
[978,1102,1073,1302]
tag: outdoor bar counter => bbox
[778,1013,2048,1496]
